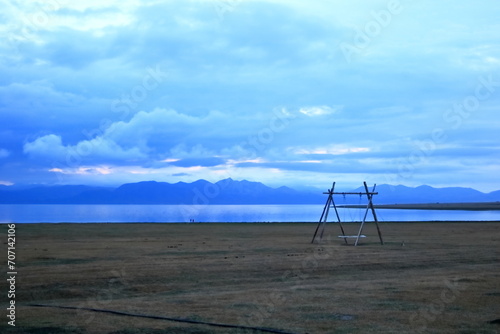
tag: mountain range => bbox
[0,179,499,205]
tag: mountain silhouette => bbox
[0,180,498,205]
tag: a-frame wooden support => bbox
[311,181,384,246]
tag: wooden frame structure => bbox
[311,181,384,246]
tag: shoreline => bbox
[3,220,500,224]
[341,201,500,211]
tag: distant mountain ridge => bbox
[0,179,499,204]
[0,179,321,204]
[351,184,500,204]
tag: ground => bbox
[1,222,499,334]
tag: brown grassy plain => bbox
[1,222,500,334]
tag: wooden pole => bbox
[353,182,372,246]
[311,195,329,243]
[318,195,332,241]
[312,182,335,243]
[319,183,339,242]
[331,195,348,244]
[363,182,384,245]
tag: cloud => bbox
[21,108,278,167]
[292,145,370,155]
[299,105,342,117]
[172,173,190,177]
[23,134,147,164]
[1,1,499,190]
[23,134,66,159]
[0,81,112,147]
[169,157,226,168]
[234,158,393,175]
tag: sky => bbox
[0,0,499,191]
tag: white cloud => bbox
[21,108,249,167]
[293,145,370,155]
[169,144,216,159]
[23,134,147,163]
[1,0,138,33]
[23,134,66,159]
[299,105,342,117]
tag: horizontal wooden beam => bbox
[323,192,378,195]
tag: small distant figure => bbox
[189,218,195,223]
[401,240,405,247]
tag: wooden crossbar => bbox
[323,192,378,195]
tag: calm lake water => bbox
[1,204,500,223]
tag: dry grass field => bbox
[1,222,500,334]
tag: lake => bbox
[1,204,500,223]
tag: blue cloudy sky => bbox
[0,0,499,191]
